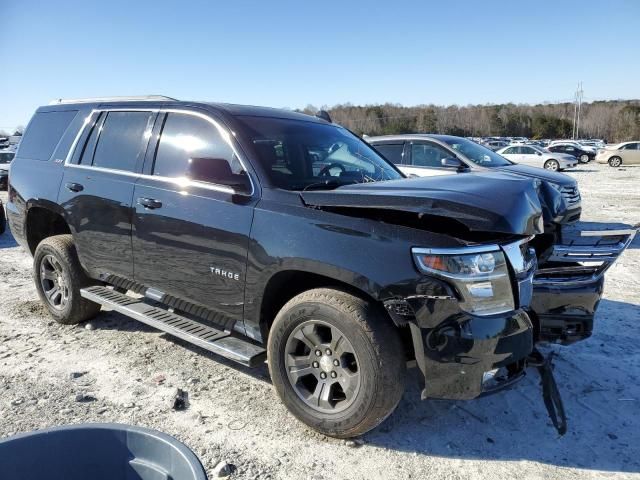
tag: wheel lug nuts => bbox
[325,349,332,356]
[312,361,319,368]
[330,371,337,378]
[315,350,322,357]
[333,359,340,366]
[320,372,327,379]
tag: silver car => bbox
[496,145,577,171]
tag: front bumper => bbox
[406,302,533,400]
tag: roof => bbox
[44,96,324,124]
[366,134,467,143]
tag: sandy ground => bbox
[0,162,639,480]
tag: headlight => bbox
[412,247,514,316]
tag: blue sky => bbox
[1,0,639,130]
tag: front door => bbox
[132,111,256,332]
[59,110,155,279]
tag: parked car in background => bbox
[547,142,595,163]
[0,150,15,190]
[496,145,577,171]
[367,134,582,231]
[483,140,509,151]
[596,141,640,167]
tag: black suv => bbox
[7,97,635,438]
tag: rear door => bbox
[132,110,256,332]
[404,140,458,177]
[59,109,155,279]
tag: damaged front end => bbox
[531,228,638,344]
[384,228,636,434]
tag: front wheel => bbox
[608,156,622,167]
[268,288,406,438]
[579,154,590,163]
[33,235,101,325]
[544,159,560,171]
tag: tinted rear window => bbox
[18,110,78,161]
[373,143,404,164]
[92,111,151,171]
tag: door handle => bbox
[137,197,162,209]
[65,182,84,192]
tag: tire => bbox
[33,234,101,325]
[608,156,622,167]
[579,154,590,163]
[268,288,406,438]
[544,159,560,171]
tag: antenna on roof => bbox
[49,95,178,105]
[315,110,332,123]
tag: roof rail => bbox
[49,95,178,105]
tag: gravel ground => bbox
[0,163,639,480]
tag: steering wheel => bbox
[319,162,346,177]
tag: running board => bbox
[80,286,266,367]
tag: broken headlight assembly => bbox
[411,246,514,316]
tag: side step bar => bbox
[80,286,266,367]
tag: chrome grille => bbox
[560,185,581,206]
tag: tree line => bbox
[302,100,640,142]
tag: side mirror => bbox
[441,157,466,170]
[189,157,251,193]
[537,152,542,156]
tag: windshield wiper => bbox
[295,179,357,191]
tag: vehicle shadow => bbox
[563,220,639,249]
[0,225,18,248]
[363,297,640,473]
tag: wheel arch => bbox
[25,202,71,255]
[257,268,391,343]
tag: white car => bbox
[496,145,577,171]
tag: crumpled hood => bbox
[300,171,544,236]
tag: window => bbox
[17,110,78,161]
[502,147,516,155]
[374,144,404,165]
[565,146,575,152]
[0,152,14,164]
[622,143,639,150]
[410,142,451,167]
[440,137,511,167]
[79,112,104,165]
[521,147,535,155]
[153,113,242,182]
[234,116,402,190]
[91,111,151,171]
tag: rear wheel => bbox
[608,156,622,167]
[544,159,560,171]
[268,288,406,438]
[579,153,590,163]
[33,235,101,325]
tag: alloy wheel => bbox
[39,254,70,310]
[545,160,559,171]
[284,320,361,414]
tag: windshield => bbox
[235,116,403,190]
[0,152,14,164]
[441,137,512,167]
